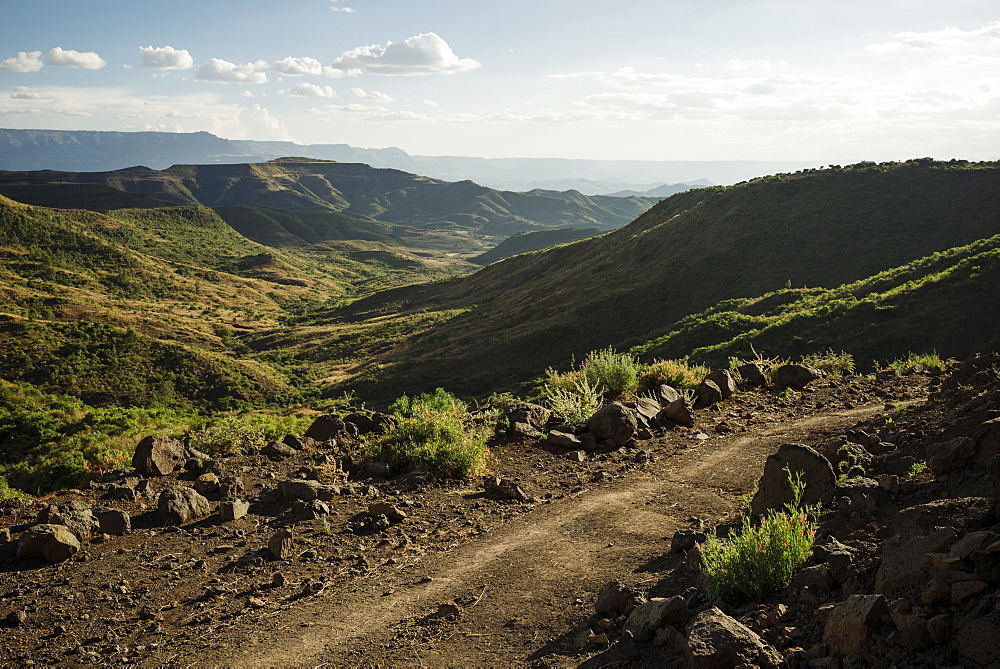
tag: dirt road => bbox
[160,404,882,668]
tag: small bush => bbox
[543,375,602,424]
[637,358,710,393]
[701,469,818,603]
[885,351,946,374]
[187,413,313,456]
[582,348,641,397]
[800,349,855,378]
[370,388,489,480]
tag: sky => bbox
[1,1,999,162]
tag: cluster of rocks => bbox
[498,364,828,457]
[580,356,1000,667]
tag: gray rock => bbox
[268,528,294,560]
[695,379,724,408]
[823,594,887,655]
[547,430,582,448]
[685,606,783,668]
[928,437,975,475]
[772,364,823,389]
[368,502,406,522]
[630,397,663,431]
[653,384,681,405]
[876,528,957,593]
[971,417,1000,467]
[261,440,298,459]
[705,369,737,400]
[660,398,695,428]
[0,527,10,543]
[586,402,637,447]
[92,508,130,536]
[304,414,345,442]
[736,363,766,388]
[749,443,836,517]
[670,528,707,554]
[48,508,100,542]
[157,485,212,525]
[563,450,587,462]
[219,498,249,522]
[499,403,551,439]
[957,612,1000,666]
[950,530,999,560]
[624,596,688,641]
[278,479,339,502]
[579,432,599,452]
[595,580,637,616]
[894,498,994,541]
[131,436,188,477]
[16,524,81,562]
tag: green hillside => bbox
[634,233,1000,367]
[0,194,475,409]
[281,160,1000,400]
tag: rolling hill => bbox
[0,158,656,256]
[261,159,1000,401]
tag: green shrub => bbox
[701,469,819,604]
[543,375,602,424]
[582,347,641,397]
[800,349,855,378]
[370,388,489,480]
[885,351,946,374]
[636,358,710,393]
[186,413,313,456]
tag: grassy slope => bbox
[300,160,1000,400]
[635,233,1000,368]
[0,194,471,409]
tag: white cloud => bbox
[46,47,106,70]
[350,87,393,101]
[329,32,480,76]
[866,22,1000,53]
[329,0,355,12]
[139,45,194,70]
[236,104,289,140]
[241,90,254,97]
[10,86,49,100]
[280,82,337,97]
[723,59,786,72]
[422,99,439,107]
[323,65,356,78]
[273,56,324,76]
[0,51,44,73]
[196,58,269,84]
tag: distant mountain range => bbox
[0,128,820,193]
[0,158,656,255]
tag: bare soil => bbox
[0,371,966,667]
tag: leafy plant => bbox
[701,468,819,603]
[885,351,946,374]
[636,358,711,393]
[909,460,928,477]
[800,349,855,378]
[581,347,641,398]
[369,388,489,480]
[543,375,602,424]
[185,413,311,456]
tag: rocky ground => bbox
[1,357,999,667]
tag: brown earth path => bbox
[154,404,884,668]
